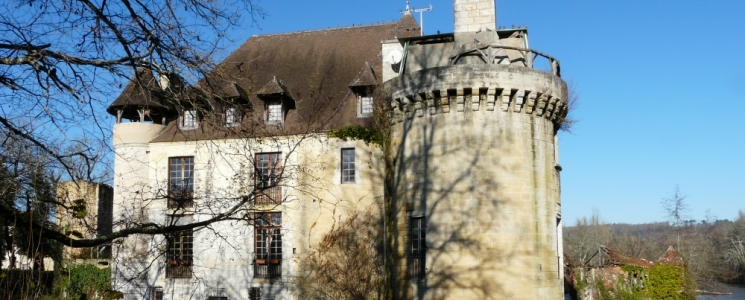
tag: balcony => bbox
[254,261,281,278]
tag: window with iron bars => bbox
[265,100,282,124]
[249,287,261,300]
[180,109,199,129]
[207,288,227,300]
[254,212,281,278]
[341,148,355,183]
[224,106,241,127]
[166,229,193,278]
[168,157,194,209]
[410,216,426,281]
[358,95,373,117]
[152,287,163,300]
[254,153,281,205]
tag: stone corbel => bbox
[402,95,413,119]
[486,88,496,111]
[500,88,511,112]
[390,97,402,123]
[426,91,436,115]
[439,89,450,113]
[525,91,537,114]
[536,94,549,116]
[415,93,425,118]
[545,96,558,119]
[513,89,525,113]
[455,88,465,112]
[552,99,566,121]
[472,89,482,112]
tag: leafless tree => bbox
[294,207,385,300]
[661,185,690,251]
[0,0,268,248]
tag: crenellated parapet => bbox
[384,64,568,126]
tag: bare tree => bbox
[294,207,385,300]
[0,0,267,248]
[661,185,690,250]
[563,209,613,266]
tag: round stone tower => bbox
[106,68,177,292]
[383,1,567,299]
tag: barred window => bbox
[180,110,199,129]
[254,212,281,278]
[254,153,281,205]
[360,96,373,116]
[152,287,163,300]
[266,101,282,124]
[166,229,193,278]
[249,287,261,300]
[224,106,240,127]
[410,216,425,280]
[341,148,355,183]
[169,157,194,209]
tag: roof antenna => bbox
[400,1,432,36]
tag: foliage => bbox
[53,264,120,300]
[294,208,384,300]
[646,265,694,300]
[327,125,384,148]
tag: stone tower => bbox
[107,69,178,293]
[383,0,567,298]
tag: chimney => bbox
[453,0,498,45]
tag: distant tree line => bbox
[564,189,745,291]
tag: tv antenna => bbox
[401,1,433,36]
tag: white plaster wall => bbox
[112,132,384,300]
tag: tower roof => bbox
[106,68,178,121]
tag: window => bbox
[166,229,193,278]
[265,100,282,124]
[410,216,425,280]
[224,106,240,127]
[249,288,261,300]
[254,212,281,278]
[341,148,355,183]
[358,95,373,117]
[207,288,227,300]
[169,157,194,209]
[152,287,163,300]
[254,153,281,205]
[180,110,199,129]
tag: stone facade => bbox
[56,180,113,260]
[383,1,567,298]
[107,0,567,299]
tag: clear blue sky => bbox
[224,0,745,224]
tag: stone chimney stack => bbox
[453,0,498,45]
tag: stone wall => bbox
[385,60,567,299]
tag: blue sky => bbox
[224,0,745,224]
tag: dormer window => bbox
[224,106,241,127]
[180,110,199,130]
[358,95,373,117]
[256,77,295,126]
[266,101,283,124]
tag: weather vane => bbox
[401,1,433,36]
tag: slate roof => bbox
[106,68,178,121]
[146,14,421,143]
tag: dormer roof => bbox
[256,77,291,98]
[348,63,378,87]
